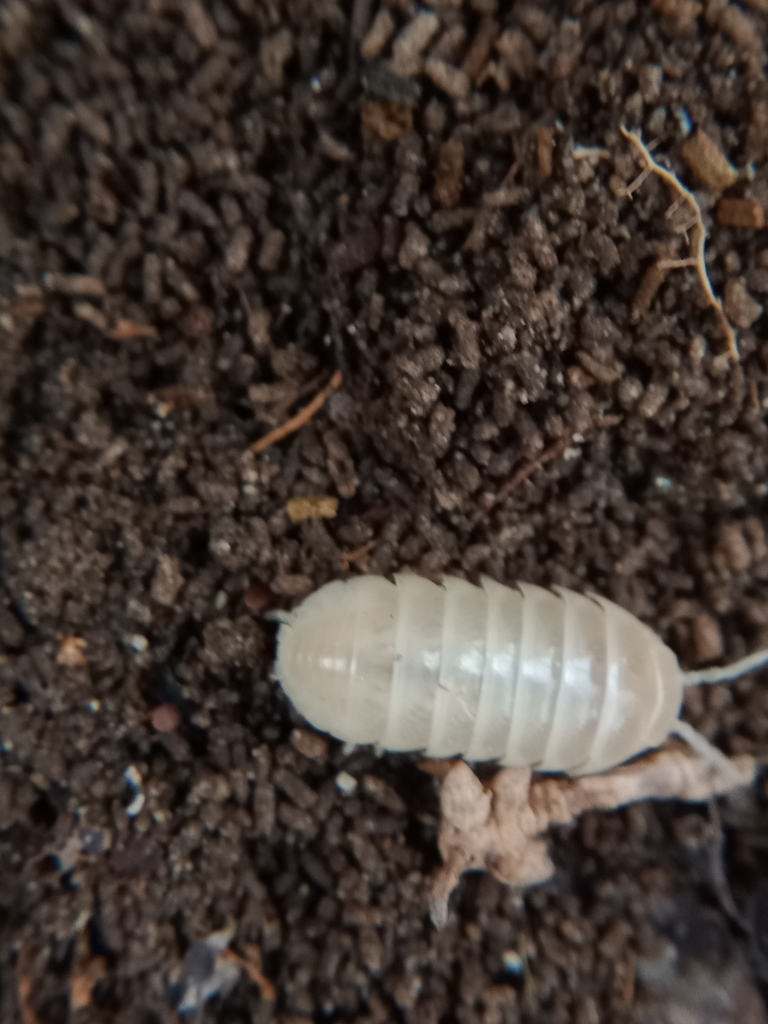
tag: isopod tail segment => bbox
[273,574,768,780]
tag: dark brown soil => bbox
[2,1,768,1022]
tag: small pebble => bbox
[717,523,752,572]
[225,225,253,274]
[126,792,145,817]
[424,58,470,99]
[258,229,286,272]
[152,703,181,733]
[150,554,185,608]
[260,28,293,90]
[124,765,142,788]
[184,0,218,49]
[335,771,358,795]
[179,304,215,339]
[361,8,395,60]
[391,11,439,77]
[87,699,101,713]
[692,613,724,664]
[398,223,430,270]
[79,826,110,856]
[636,382,668,419]
[244,584,272,612]
[291,729,328,759]
[130,634,149,653]
[502,950,524,975]
[724,279,763,330]
[393,973,422,1010]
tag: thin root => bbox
[657,258,698,270]
[472,433,573,526]
[623,167,652,196]
[249,371,342,454]
[619,125,738,361]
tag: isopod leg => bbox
[672,719,750,792]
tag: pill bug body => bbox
[275,574,693,775]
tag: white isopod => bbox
[274,574,768,775]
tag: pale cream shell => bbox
[275,575,684,774]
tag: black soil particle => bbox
[2,1,768,1022]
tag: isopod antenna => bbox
[683,647,768,687]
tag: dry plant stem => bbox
[619,126,738,361]
[249,371,342,453]
[430,747,756,926]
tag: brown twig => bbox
[249,371,342,454]
[340,539,377,571]
[619,126,738,361]
[471,432,573,527]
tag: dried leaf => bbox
[286,496,339,524]
[57,635,88,666]
[109,319,158,340]
[682,130,739,191]
[361,101,413,142]
[718,197,765,230]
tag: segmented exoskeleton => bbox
[275,575,768,775]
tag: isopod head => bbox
[275,575,399,745]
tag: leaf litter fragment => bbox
[57,635,88,666]
[286,495,339,524]
[430,746,756,927]
[682,129,739,190]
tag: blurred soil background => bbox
[3,0,768,1021]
